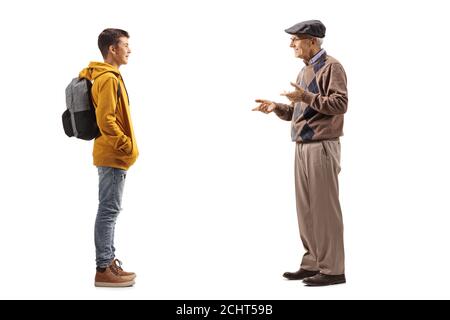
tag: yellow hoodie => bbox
[79,62,138,170]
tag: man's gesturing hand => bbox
[280,82,305,103]
[252,99,277,113]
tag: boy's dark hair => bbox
[98,28,130,59]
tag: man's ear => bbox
[108,44,116,55]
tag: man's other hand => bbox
[252,99,277,113]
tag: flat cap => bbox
[285,20,326,38]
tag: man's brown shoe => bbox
[94,265,135,287]
[303,273,346,286]
[111,259,136,280]
[283,269,320,280]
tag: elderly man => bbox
[253,20,348,286]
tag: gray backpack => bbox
[62,76,121,140]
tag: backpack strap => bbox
[116,77,130,105]
[86,70,122,104]
[95,72,125,107]
[110,73,121,108]
[113,74,128,105]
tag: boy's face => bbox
[111,37,131,66]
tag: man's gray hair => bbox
[315,37,323,47]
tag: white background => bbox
[1,0,449,300]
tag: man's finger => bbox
[255,99,269,103]
[290,82,302,90]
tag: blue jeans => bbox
[95,166,127,268]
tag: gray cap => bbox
[285,20,326,38]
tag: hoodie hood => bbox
[79,62,120,81]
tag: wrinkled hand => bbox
[252,99,277,113]
[280,82,305,103]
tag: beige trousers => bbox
[294,140,345,275]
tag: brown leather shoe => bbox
[283,268,320,280]
[95,265,135,287]
[303,273,346,286]
[111,259,136,280]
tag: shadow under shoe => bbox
[283,268,320,280]
[303,273,346,287]
[111,259,136,280]
[95,265,135,288]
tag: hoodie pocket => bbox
[116,135,133,155]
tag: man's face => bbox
[112,37,131,65]
[290,35,313,59]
